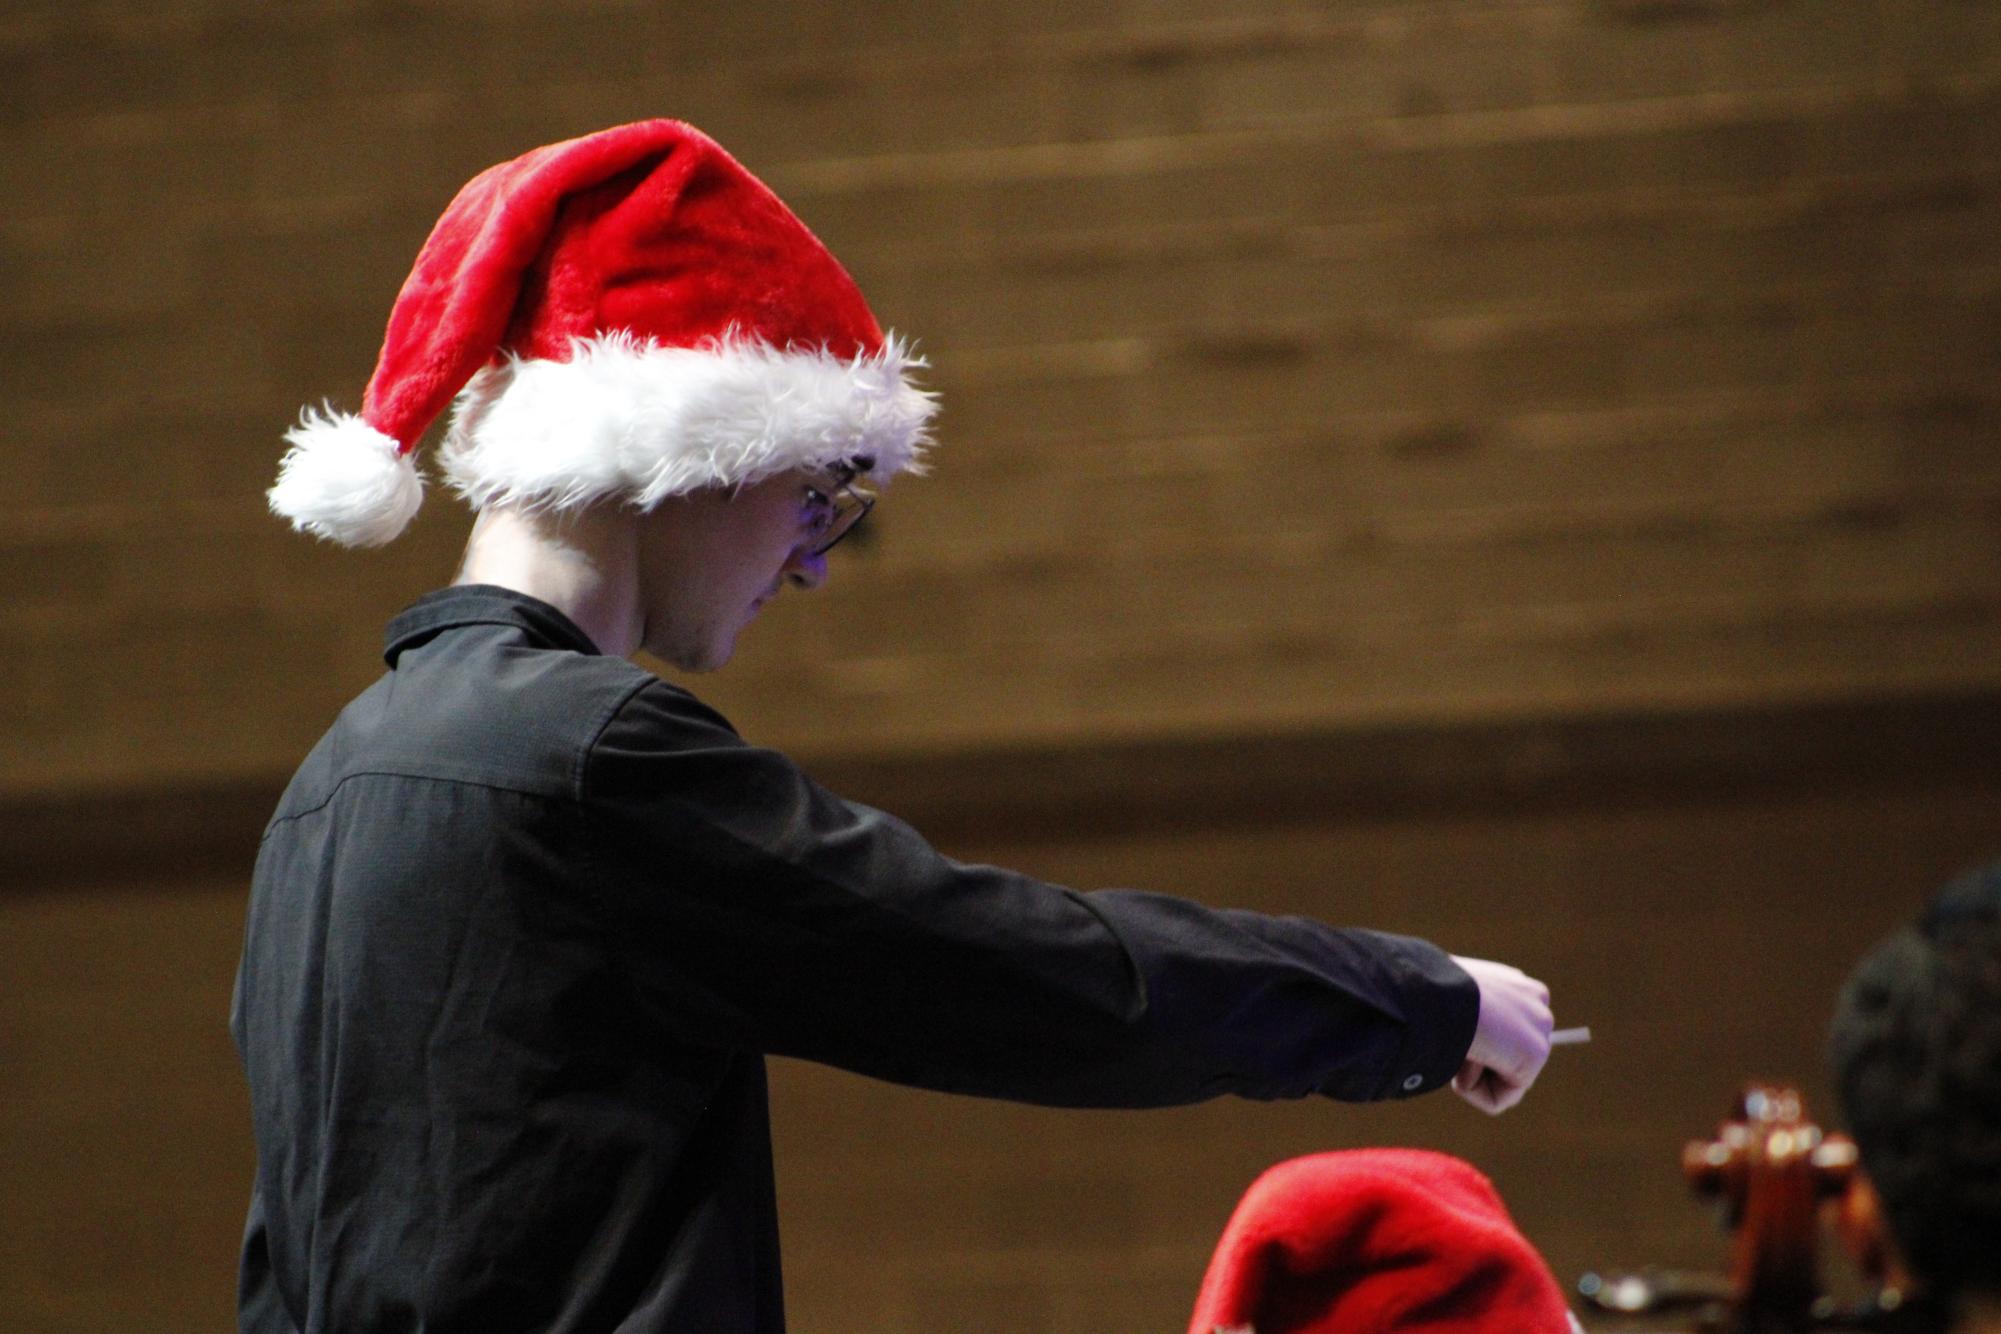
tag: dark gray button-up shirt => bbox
[233,586,1478,1332]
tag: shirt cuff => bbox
[1374,936,1480,1099]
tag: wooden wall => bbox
[5,0,1998,792]
[4,0,1998,1328]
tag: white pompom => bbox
[269,407,424,547]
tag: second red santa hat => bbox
[1189,1149,1580,1334]
[269,118,935,546]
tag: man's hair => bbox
[1829,862,2001,1311]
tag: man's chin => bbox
[694,627,746,673]
[649,633,735,675]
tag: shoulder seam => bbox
[576,675,666,802]
[263,768,574,839]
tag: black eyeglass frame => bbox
[801,474,876,557]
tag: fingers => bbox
[1450,1063,1492,1113]
[1451,1062,1522,1116]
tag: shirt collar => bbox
[383,585,604,666]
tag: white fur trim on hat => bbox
[268,407,425,547]
[438,332,937,512]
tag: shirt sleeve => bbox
[580,681,1479,1108]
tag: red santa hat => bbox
[269,119,935,547]
[1189,1150,1580,1334]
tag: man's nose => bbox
[784,547,828,590]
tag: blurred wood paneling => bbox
[4,0,1999,795]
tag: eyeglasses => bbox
[801,476,876,556]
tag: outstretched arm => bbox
[586,680,1483,1109]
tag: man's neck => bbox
[455,506,643,657]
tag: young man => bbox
[237,119,1555,1332]
[1828,863,2001,1333]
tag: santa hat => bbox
[1189,1150,1580,1334]
[269,119,936,547]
